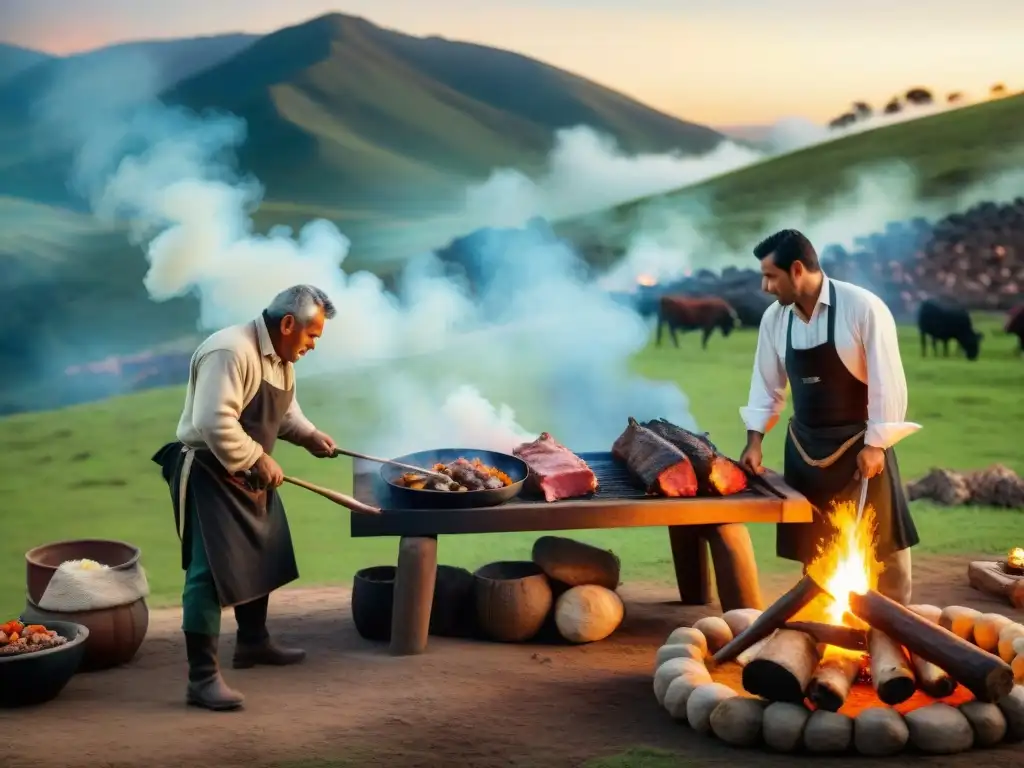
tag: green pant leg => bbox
[181,504,222,636]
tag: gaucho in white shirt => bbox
[153,284,339,712]
[738,229,920,605]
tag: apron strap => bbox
[826,280,837,345]
[787,421,865,468]
[178,446,196,540]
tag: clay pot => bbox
[474,561,553,643]
[351,564,478,642]
[23,539,148,671]
[21,598,148,672]
[0,621,89,708]
[26,539,141,605]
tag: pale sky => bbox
[2,0,1021,124]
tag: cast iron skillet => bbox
[380,448,529,510]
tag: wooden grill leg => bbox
[706,523,764,611]
[668,525,711,605]
[389,535,438,656]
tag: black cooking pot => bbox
[381,448,529,509]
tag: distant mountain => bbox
[716,123,774,144]
[0,13,723,214]
[0,43,52,85]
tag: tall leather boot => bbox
[185,632,245,711]
[232,595,306,669]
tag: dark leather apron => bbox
[153,324,300,608]
[777,281,919,564]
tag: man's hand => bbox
[855,445,886,480]
[304,430,337,458]
[253,453,284,488]
[739,442,764,475]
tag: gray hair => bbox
[265,284,336,324]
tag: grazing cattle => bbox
[656,296,738,350]
[1006,304,1024,355]
[720,290,774,328]
[917,298,983,360]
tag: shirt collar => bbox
[255,314,281,363]
[792,273,831,322]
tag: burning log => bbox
[712,574,824,665]
[868,629,916,705]
[849,589,1014,703]
[809,650,862,712]
[784,621,867,652]
[742,629,822,703]
[911,653,956,699]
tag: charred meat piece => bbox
[514,432,598,502]
[641,418,748,496]
[612,417,697,497]
[446,459,488,490]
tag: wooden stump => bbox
[706,524,763,611]
[667,526,711,605]
[389,536,438,656]
[531,536,621,589]
[742,629,821,703]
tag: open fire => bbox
[710,499,1015,711]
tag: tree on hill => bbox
[883,97,902,114]
[852,101,872,118]
[947,91,964,104]
[991,83,1007,98]
[905,87,933,105]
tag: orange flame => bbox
[800,500,885,628]
[1009,547,1024,569]
[636,274,657,287]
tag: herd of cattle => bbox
[652,290,1024,359]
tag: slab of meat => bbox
[513,433,598,502]
[641,418,748,496]
[611,417,697,497]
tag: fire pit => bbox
[651,501,1024,754]
[1006,548,1024,576]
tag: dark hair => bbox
[753,229,820,272]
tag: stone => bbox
[709,696,765,747]
[654,658,707,706]
[1013,654,1024,684]
[685,682,737,733]
[722,608,761,636]
[939,606,982,642]
[997,623,1024,663]
[905,703,975,754]
[959,701,1008,746]
[692,616,732,654]
[654,642,703,669]
[762,702,810,752]
[853,707,909,756]
[908,604,942,623]
[663,668,713,721]
[973,613,1013,653]
[997,685,1024,741]
[665,627,708,657]
[803,710,853,753]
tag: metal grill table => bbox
[350,451,812,656]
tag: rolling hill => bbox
[0,12,723,213]
[0,43,52,85]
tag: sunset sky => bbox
[3,0,1021,124]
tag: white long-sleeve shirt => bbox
[176,315,318,473]
[739,274,921,450]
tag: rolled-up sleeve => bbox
[740,308,788,434]
[191,350,264,473]
[860,296,921,449]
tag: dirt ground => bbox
[2,555,1022,768]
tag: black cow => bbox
[917,298,983,360]
[720,290,774,329]
[1005,304,1024,355]
[656,296,738,350]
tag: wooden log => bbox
[668,526,711,605]
[809,651,862,712]
[712,574,824,665]
[869,629,916,705]
[849,589,1014,703]
[390,536,438,656]
[706,523,764,611]
[742,629,821,703]
[784,621,867,652]
[531,535,621,590]
[911,653,956,699]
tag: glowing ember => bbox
[1009,547,1024,569]
[804,500,884,626]
[636,274,657,287]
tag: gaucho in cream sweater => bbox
[176,314,318,474]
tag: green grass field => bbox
[1,314,1019,619]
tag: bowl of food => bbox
[382,449,529,509]
[0,618,89,707]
